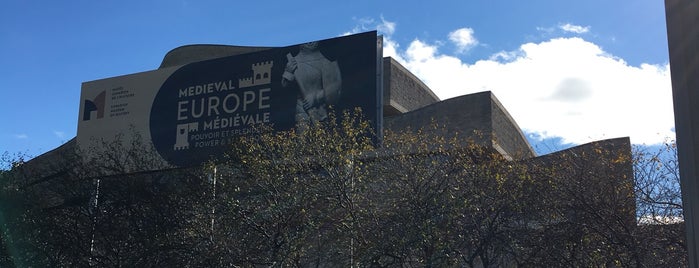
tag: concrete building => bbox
[21,41,633,206]
[12,42,637,266]
[23,44,538,178]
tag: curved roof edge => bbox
[488,92,536,159]
[385,91,536,159]
[19,138,77,183]
[535,136,632,158]
[384,57,440,101]
[159,44,274,69]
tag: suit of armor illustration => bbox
[281,41,342,125]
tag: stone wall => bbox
[490,95,535,159]
[385,91,536,160]
[383,57,440,116]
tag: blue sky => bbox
[1,0,672,157]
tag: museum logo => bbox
[82,90,106,121]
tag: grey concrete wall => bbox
[19,138,77,185]
[383,58,440,116]
[528,137,636,225]
[385,91,535,160]
[385,91,493,149]
[491,95,536,159]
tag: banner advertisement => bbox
[77,31,380,169]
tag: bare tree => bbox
[632,141,687,267]
[3,115,685,267]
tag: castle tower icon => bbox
[239,61,273,88]
[174,122,199,150]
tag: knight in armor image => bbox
[281,41,342,126]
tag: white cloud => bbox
[560,23,590,34]
[536,26,555,34]
[346,17,673,145]
[54,130,66,139]
[382,27,673,145]
[488,50,524,62]
[448,27,478,53]
[342,16,396,36]
[377,16,396,36]
[344,16,405,63]
[15,134,28,139]
[382,37,405,62]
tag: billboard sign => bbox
[77,31,381,169]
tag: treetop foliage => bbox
[0,109,687,267]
